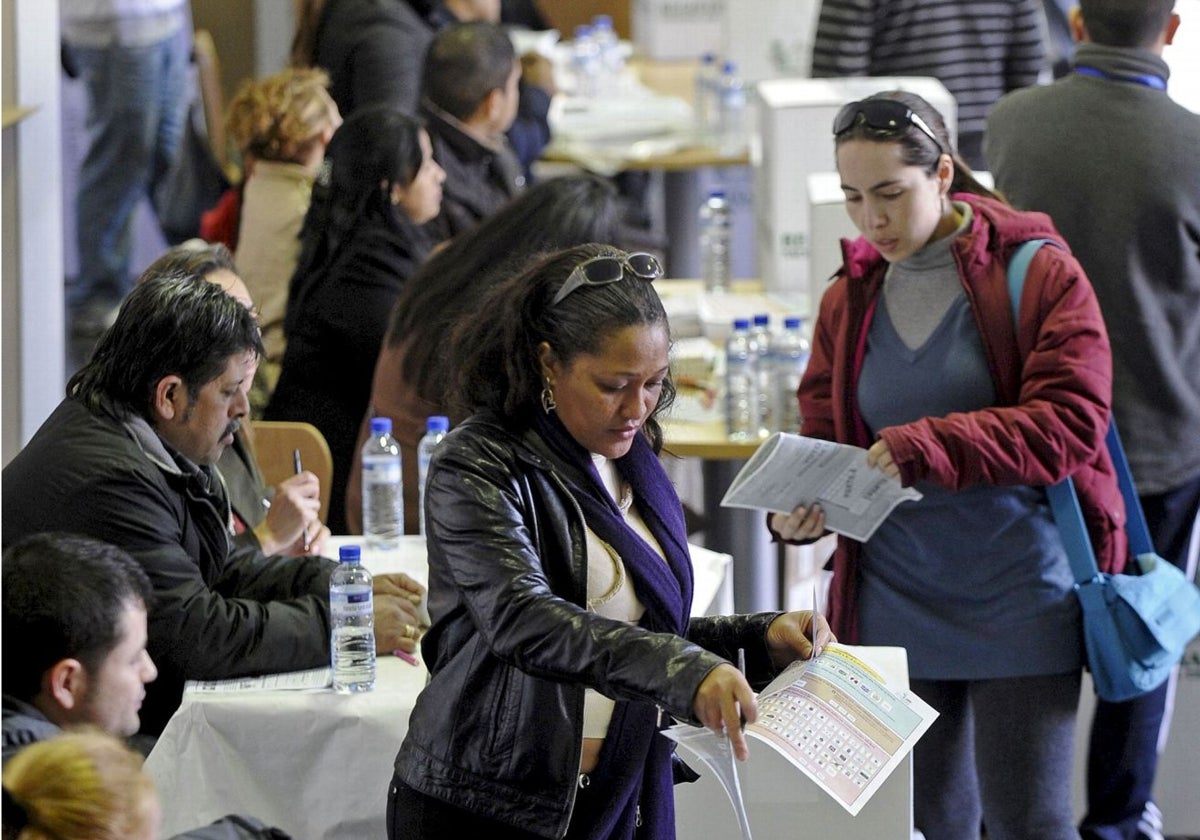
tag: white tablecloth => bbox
[146,537,731,839]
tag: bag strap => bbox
[1003,239,1141,583]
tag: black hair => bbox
[389,174,625,412]
[1079,0,1175,48]
[144,240,237,279]
[421,21,516,121]
[450,243,675,451]
[67,269,262,416]
[834,90,1002,201]
[1,533,153,702]
[285,106,426,339]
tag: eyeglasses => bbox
[551,252,663,306]
[832,99,944,154]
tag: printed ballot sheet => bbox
[185,667,332,693]
[666,645,938,822]
[719,433,922,541]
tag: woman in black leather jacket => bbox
[387,243,834,840]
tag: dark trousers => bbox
[1080,473,1200,840]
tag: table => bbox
[145,537,732,840]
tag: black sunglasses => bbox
[551,252,663,306]
[832,99,944,154]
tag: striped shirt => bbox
[811,0,1045,140]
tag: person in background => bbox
[809,0,1044,170]
[772,90,1125,840]
[2,272,425,736]
[419,21,526,242]
[226,67,342,408]
[985,3,1200,837]
[142,241,330,557]
[61,0,192,342]
[388,242,835,840]
[2,730,160,840]
[266,107,444,535]
[292,0,552,180]
[344,173,626,534]
[2,534,156,763]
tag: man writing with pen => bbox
[2,251,427,741]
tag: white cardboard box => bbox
[723,0,822,83]
[754,77,956,296]
[631,0,725,61]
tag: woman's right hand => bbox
[770,504,826,542]
[693,663,757,761]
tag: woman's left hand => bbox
[765,611,836,670]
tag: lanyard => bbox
[1074,65,1167,90]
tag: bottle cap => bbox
[708,189,726,200]
[784,316,802,329]
[339,545,361,563]
[753,314,769,327]
[722,60,737,74]
[427,416,450,433]
[701,51,717,64]
[370,417,392,435]
[733,318,750,330]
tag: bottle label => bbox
[363,460,401,484]
[331,589,373,617]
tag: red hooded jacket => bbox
[800,193,1128,640]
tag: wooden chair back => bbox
[249,420,333,524]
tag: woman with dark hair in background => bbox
[344,173,625,533]
[266,105,445,534]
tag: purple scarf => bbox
[533,411,694,840]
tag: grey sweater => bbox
[985,43,1200,494]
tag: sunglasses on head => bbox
[832,99,944,154]
[551,252,664,306]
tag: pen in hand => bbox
[293,448,310,552]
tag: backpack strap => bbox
[1005,238,1054,325]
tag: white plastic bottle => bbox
[699,190,732,294]
[590,14,622,94]
[694,51,720,143]
[725,318,758,440]
[750,314,773,435]
[773,316,812,432]
[417,415,450,537]
[330,544,375,693]
[361,417,403,551]
[571,24,599,98]
[716,60,748,156]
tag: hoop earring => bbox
[541,384,557,414]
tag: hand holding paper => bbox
[721,432,922,542]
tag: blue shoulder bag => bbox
[1007,240,1200,701]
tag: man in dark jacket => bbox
[2,271,425,736]
[2,533,156,762]
[419,20,527,243]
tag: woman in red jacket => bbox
[771,90,1125,840]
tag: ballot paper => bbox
[665,645,938,820]
[720,432,922,541]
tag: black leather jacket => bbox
[393,413,782,838]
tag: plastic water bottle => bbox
[725,318,758,440]
[773,316,811,432]
[361,417,403,550]
[750,314,773,435]
[716,60,748,156]
[699,190,732,294]
[694,51,720,143]
[330,544,375,693]
[591,15,622,94]
[417,415,450,537]
[572,25,600,98]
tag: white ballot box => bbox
[723,0,821,83]
[754,77,956,296]
[674,646,917,840]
